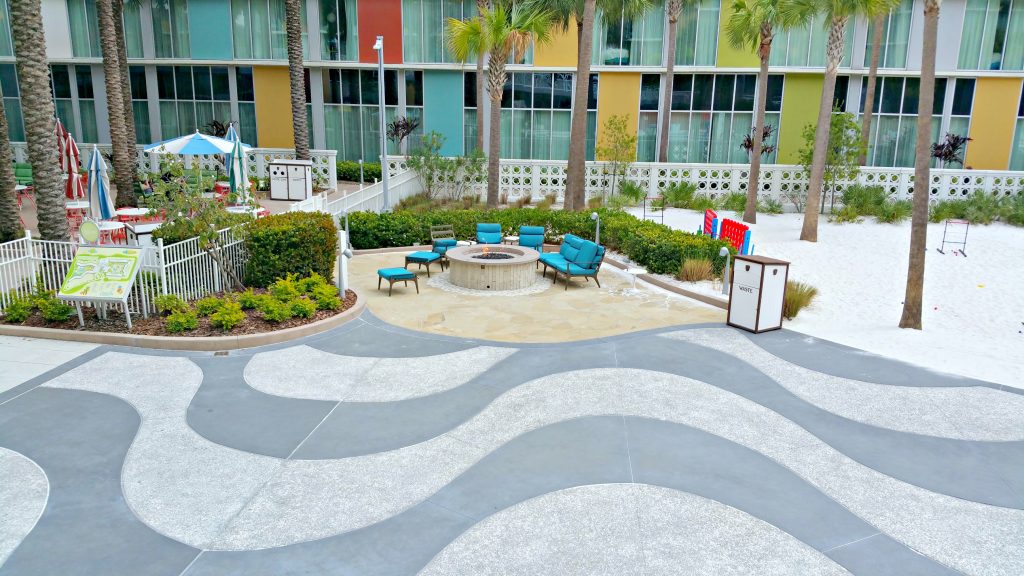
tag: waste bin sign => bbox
[727,255,790,334]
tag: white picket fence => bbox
[291,168,421,215]
[0,228,246,315]
[9,143,338,182]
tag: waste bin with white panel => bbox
[727,255,790,333]
[268,159,313,201]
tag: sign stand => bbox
[58,245,146,330]
[937,219,969,256]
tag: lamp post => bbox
[591,212,600,244]
[719,246,732,296]
[373,35,390,211]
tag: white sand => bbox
[628,208,1024,389]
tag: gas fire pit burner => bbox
[473,252,515,260]
[444,245,541,291]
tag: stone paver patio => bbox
[1,311,1022,576]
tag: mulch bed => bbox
[12,290,357,337]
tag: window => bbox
[153,0,190,58]
[863,0,913,69]
[0,64,23,141]
[319,0,358,61]
[637,73,783,163]
[49,65,98,144]
[233,0,310,60]
[860,76,969,167]
[593,5,665,66]
[832,76,850,111]
[128,66,151,143]
[464,72,598,160]
[674,0,718,66]
[403,0,474,63]
[236,67,258,145]
[770,14,854,68]
[123,2,144,58]
[0,0,14,57]
[67,0,100,58]
[1010,85,1024,169]
[157,66,248,143]
[959,0,1024,70]
[321,69,421,161]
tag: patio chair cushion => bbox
[575,240,599,268]
[518,226,545,250]
[432,238,457,255]
[406,251,441,264]
[558,234,584,262]
[476,223,502,244]
[539,253,567,269]
[378,267,416,280]
[567,263,599,275]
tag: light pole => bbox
[373,35,390,211]
[719,246,732,296]
[591,212,600,244]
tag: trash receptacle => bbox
[268,159,313,201]
[727,255,790,334]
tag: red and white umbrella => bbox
[54,118,70,171]
[61,127,85,199]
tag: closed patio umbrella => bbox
[227,138,248,203]
[64,133,85,199]
[86,145,115,221]
[54,118,69,171]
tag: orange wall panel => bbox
[358,0,403,64]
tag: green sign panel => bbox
[59,246,144,302]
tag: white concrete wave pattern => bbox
[419,484,850,576]
[42,355,1023,575]
[0,448,49,566]
[243,344,517,402]
[662,328,1024,442]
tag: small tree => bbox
[387,115,421,153]
[931,133,972,168]
[740,125,777,159]
[202,119,230,138]
[596,114,637,199]
[406,131,486,202]
[797,110,865,214]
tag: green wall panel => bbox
[422,70,464,157]
[188,0,233,60]
[777,73,824,164]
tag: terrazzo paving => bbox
[0,310,1022,575]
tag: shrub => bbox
[758,197,784,214]
[165,309,199,333]
[260,298,293,323]
[536,198,553,211]
[244,212,338,288]
[928,199,968,223]
[587,196,604,209]
[289,297,318,319]
[209,301,245,331]
[514,193,533,208]
[663,181,696,208]
[875,199,912,224]
[154,293,187,315]
[238,288,262,310]
[3,296,33,323]
[963,192,1003,224]
[688,195,718,212]
[783,281,818,320]
[195,296,223,317]
[678,258,714,282]
[38,298,74,323]
[830,205,862,224]
[544,192,558,205]
[312,284,342,311]
[336,160,381,182]
[1002,193,1024,226]
[618,181,646,204]
[841,185,888,216]
[297,272,329,294]
[721,193,747,213]
[270,275,301,301]
[151,211,251,245]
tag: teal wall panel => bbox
[188,0,233,60]
[422,70,464,156]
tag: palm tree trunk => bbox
[285,0,309,160]
[475,0,489,154]
[565,0,596,211]
[486,56,507,207]
[113,0,136,146]
[800,16,847,243]
[11,0,69,240]
[657,6,680,163]
[97,0,136,207]
[0,94,20,243]
[860,13,884,166]
[899,1,939,330]
[745,25,773,225]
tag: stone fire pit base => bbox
[445,245,541,291]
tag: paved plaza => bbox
[1,312,1022,575]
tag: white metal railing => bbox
[9,143,337,182]
[0,227,246,315]
[292,168,421,216]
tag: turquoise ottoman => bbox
[405,251,443,277]
[377,267,419,296]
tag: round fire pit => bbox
[445,245,540,291]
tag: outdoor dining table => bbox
[65,200,90,210]
[115,207,151,222]
[97,220,125,245]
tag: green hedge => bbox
[243,212,338,287]
[337,161,382,182]
[346,208,733,275]
[152,212,251,245]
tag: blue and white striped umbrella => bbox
[144,131,251,156]
[224,123,240,144]
[86,145,115,221]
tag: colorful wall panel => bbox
[535,19,579,68]
[715,1,758,68]
[422,70,464,157]
[358,0,403,64]
[777,73,824,164]
[188,0,233,60]
[596,72,641,161]
[965,77,1023,170]
[252,66,294,148]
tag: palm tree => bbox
[96,0,136,207]
[0,93,21,243]
[657,0,688,164]
[10,0,69,240]
[449,2,553,207]
[551,0,651,210]
[859,11,886,165]
[474,0,490,153]
[285,0,309,160]
[114,0,137,145]
[899,0,940,329]
[798,0,898,241]
[725,0,806,224]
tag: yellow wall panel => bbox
[595,72,641,161]
[535,19,578,67]
[716,1,758,68]
[777,73,824,164]
[965,77,1022,170]
[253,66,294,149]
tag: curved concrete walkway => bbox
[0,311,1021,576]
